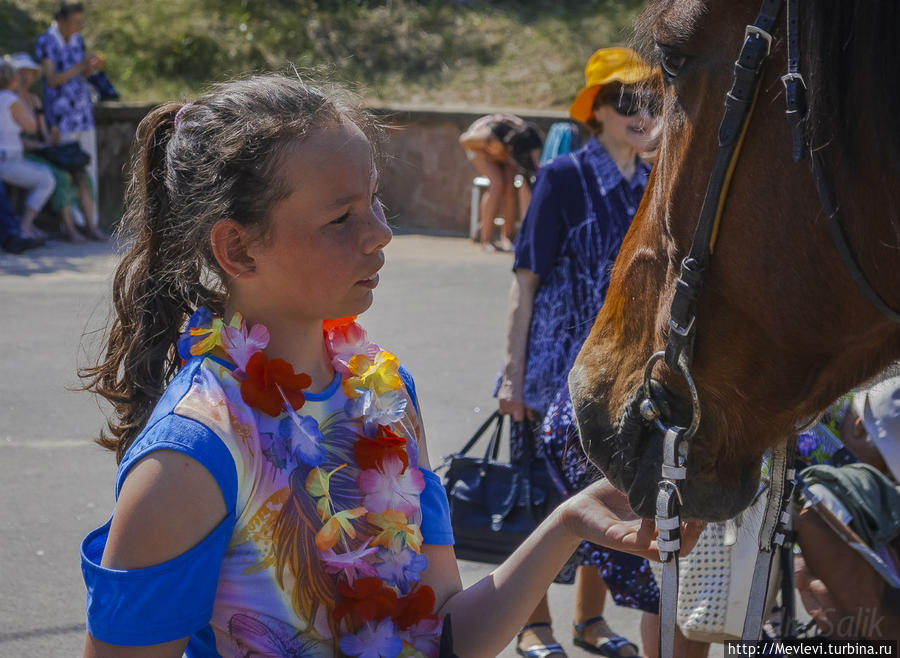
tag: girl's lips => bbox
[357,274,379,289]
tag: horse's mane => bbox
[808,1,900,167]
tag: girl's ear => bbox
[210,219,256,278]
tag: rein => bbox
[637,0,900,655]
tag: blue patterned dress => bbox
[510,139,658,610]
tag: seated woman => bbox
[0,56,54,240]
[13,52,104,242]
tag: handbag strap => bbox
[435,411,504,474]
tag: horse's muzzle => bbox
[571,371,760,521]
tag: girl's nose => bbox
[364,199,392,253]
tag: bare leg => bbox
[499,163,518,250]
[20,207,47,240]
[517,594,564,655]
[61,207,86,242]
[471,151,506,249]
[640,612,710,658]
[575,566,638,656]
[75,173,106,241]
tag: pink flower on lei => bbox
[319,538,379,585]
[357,454,425,516]
[221,312,270,373]
[326,322,378,375]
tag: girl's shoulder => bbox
[116,356,239,506]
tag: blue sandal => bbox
[572,616,641,657]
[516,622,567,658]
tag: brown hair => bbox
[80,74,378,463]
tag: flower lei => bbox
[178,309,442,658]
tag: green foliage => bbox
[1,0,644,108]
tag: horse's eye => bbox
[656,44,686,81]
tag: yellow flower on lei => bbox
[367,509,423,552]
[187,314,241,357]
[342,350,403,399]
[305,464,347,521]
[316,507,367,551]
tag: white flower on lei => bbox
[221,315,269,373]
[357,454,424,517]
[345,388,408,434]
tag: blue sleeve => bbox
[513,162,568,277]
[420,470,454,545]
[81,413,238,646]
[398,364,419,414]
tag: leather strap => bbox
[782,0,807,161]
[810,146,900,323]
[664,0,785,372]
[742,442,797,640]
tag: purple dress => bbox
[510,139,659,610]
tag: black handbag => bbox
[438,411,563,564]
[34,142,91,172]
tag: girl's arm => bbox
[9,99,38,135]
[41,57,86,89]
[421,476,699,657]
[416,424,702,657]
[82,450,227,658]
[497,268,540,421]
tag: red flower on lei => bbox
[394,584,437,630]
[354,426,409,473]
[240,351,312,417]
[323,316,358,332]
[333,577,399,626]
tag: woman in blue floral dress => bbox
[497,48,661,657]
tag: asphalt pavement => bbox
[0,234,719,657]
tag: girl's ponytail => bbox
[81,103,205,462]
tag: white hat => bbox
[852,375,900,482]
[11,53,40,71]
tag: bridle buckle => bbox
[744,25,773,55]
[780,72,807,90]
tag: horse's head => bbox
[570,0,900,521]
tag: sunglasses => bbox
[603,91,661,118]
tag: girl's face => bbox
[244,120,392,325]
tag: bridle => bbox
[634,0,900,655]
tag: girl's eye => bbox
[330,211,351,225]
[656,44,686,82]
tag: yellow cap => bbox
[569,47,656,123]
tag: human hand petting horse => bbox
[560,479,705,561]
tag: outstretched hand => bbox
[559,479,705,561]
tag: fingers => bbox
[678,520,706,555]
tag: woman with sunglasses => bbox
[497,47,661,658]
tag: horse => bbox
[568,0,900,522]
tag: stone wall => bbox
[94,102,571,235]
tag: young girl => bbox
[80,74,698,658]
